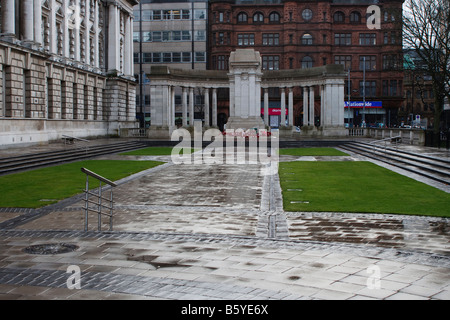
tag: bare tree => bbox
[402,0,450,133]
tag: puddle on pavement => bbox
[127,254,188,269]
[288,216,449,254]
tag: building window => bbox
[350,11,361,23]
[195,52,206,62]
[302,9,313,21]
[359,81,377,97]
[217,55,227,70]
[382,55,400,70]
[333,11,345,23]
[262,56,279,70]
[301,33,313,45]
[133,32,140,42]
[143,32,152,42]
[253,12,264,23]
[359,56,377,71]
[142,10,151,21]
[383,80,401,96]
[269,12,280,23]
[359,33,376,45]
[163,52,172,63]
[182,52,191,63]
[238,34,255,46]
[143,53,152,63]
[172,31,181,41]
[182,10,190,19]
[218,32,224,44]
[152,10,161,20]
[384,32,389,44]
[182,31,191,41]
[163,10,172,20]
[172,10,181,20]
[153,32,162,42]
[302,56,313,69]
[391,31,398,44]
[172,52,181,62]
[237,12,248,23]
[194,9,206,20]
[334,55,352,70]
[334,33,351,45]
[152,53,161,63]
[262,33,279,46]
[134,53,140,63]
[195,30,206,41]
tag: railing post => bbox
[84,175,89,232]
[81,168,117,232]
[98,181,102,231]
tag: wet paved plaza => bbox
[0,141,449,300]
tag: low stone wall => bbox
[0,119,138,147]
[348,128,426,145]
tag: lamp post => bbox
[139,1,144,128]
[362,57,366,127]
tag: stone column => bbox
[182,87,188,127]
[49,0,58,54]
[189,87,194,125]
[108,3,120,73]
[288,87,294,126]
[309,86,315,126]
[170,86,176,127]
[280,87,286,127]
[212,88,217,127]
[22,0,34,43]
[263,88,269,126]
[320,85,325,128]
[1,0,15,37]
[124,15,132,76]
[33,0,43,45]
[167,86,172,126]
[204,88,210,127]
[303,87,309,127]
[93,0,99,67]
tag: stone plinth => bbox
[226,49,265,130]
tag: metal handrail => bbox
[62,135,90,143]
[81,168,117,232]
[62,135,90,155]
[369,135,402,153]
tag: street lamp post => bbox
[139,1,144,128]
[362,57,366,127]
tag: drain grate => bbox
[23,243,79,255]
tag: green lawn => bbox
[279,161,450,217]
[0,160,163,208]
[120,147,197,156]
[279,147,349,157]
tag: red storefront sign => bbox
[260,108,288,115]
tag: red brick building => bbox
[208,0,404,127]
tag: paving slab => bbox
[0,141,449,302]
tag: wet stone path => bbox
[0,144,449,300]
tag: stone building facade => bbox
[133,0,208,127]
[208,0,404,128]
[147,49,347,138]
[0,0,138,147]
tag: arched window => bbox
[333,11,345,23]
[253,12,264,23]
[301,33,313,45]
[302,56,313,69]
[269,12,280,23]
[350,11,361,23]
[237,12,248,23]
